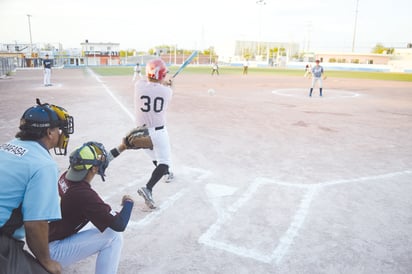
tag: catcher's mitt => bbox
[124,126,153,149]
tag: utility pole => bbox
[256,0,266,57]
[352,0,360,52]
[27,14,33,55]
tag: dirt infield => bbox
[1,68,412,274]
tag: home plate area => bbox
[198,170,411,266]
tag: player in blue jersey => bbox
[309,60,326,97]
[0,98,74,274]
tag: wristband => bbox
[110,148,121,158]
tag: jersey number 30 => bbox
[140,95,164,113]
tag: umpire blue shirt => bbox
[0,139,61,239]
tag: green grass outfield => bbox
[91,66,412,82]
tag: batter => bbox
[134,58,174,209]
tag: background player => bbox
[309,60,325,97]
[43,54,53,86]
[132,62,141,81]
[243,59,249,75]
[211,61,219,75]
[304,64,311,78]
[134,58,174,209]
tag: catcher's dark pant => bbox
[0,233,50,274]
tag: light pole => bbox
[352,0,360,52]
[256,0,266,57]
[27,14,33,55]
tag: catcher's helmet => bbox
[66,142,109,182]
[18,98,74,155]
[146,59,167,81]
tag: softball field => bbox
[1,68,411,274]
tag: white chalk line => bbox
[127,166,211,228]
[199,185,319,264]
[179,166,213,183]
[271,186,319,265]
[257,170,412,188]
[128,166,211,227]
[106,165,210,229]
[199,169,412,265]
[128,189,188,228]
[86,67,134,121]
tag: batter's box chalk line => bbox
[128,189,188,229]
[198,170,412,265]
[128,166,211,229]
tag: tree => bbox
[372,43,386,54]
[242,48,252,60]
[119,50,135,57]
[372,43,394,54]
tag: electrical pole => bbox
[27,14,33,55]
[256,0,266,57]
[352,0,359,52]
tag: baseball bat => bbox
[172,50,199,78]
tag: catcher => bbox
[48,127,152,273]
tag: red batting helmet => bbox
[146,59,167,81]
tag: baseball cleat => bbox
[164,172,174,183]
[138,187,156,209]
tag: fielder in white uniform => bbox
[132,63,141,81]
[309,60,325,97]
[134,58,173,209]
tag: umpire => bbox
[0,99,74,274]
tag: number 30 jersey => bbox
[134,79,173,128]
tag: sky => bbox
[0,0,411,56]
